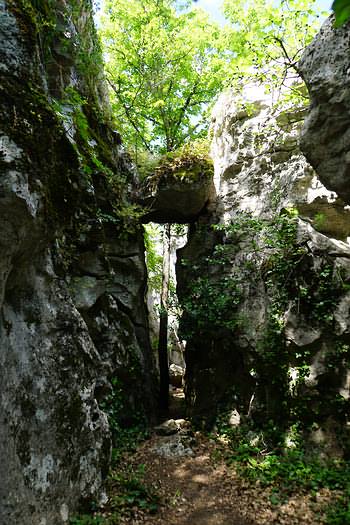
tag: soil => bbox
[106,390,335,525]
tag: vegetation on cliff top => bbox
[100,0,324,158]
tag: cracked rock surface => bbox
[0,1,155,523]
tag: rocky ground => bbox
[115,434,334,525]
[96,391,338,525]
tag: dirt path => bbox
[118,430,332,525]
[111,391,332,525]
[126,433,256,525]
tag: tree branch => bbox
[107,79,153,152]
[272,36,302,77]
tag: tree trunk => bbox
[158,224,171,410]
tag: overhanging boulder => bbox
[140,153,215,223]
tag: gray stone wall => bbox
[177,88,350,452]
[0,1,155,523]
[299,17,350,203]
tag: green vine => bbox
[182,208,350,434]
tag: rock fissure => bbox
[2,2,350,523]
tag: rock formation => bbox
[299,17,350,203]
[141,152,214,223]
[2,1,350,521]
[176,87,350,450]
[0,1,155,523]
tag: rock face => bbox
[299,17,350,203]
[177,89,350,448]
[0,2,155,523]
[141,154,214,223]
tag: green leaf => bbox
[332,0,350,26]
[100,0,324,156]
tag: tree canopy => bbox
[99,0,325,156]
[222,0,323,101]
[100,0,228,154]
[332,0,350,26]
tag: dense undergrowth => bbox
[214,421,350,524]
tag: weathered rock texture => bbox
[141,154,214,223]
[177,89,350,449]
[0,1,155,523]
[299,17,350,203]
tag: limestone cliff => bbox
[3,2,350,520]
[299,17,350,203]
[177,89,350,450]
[0,1,155,523]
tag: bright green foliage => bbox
[99,0,228,153]
[144,224,164,294]
[99,0,325,156]
[332,0,350,27]
[241,449,349,495]
[222,0,324,103]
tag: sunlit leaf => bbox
[332,0,350,26]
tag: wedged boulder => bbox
[299,17,350,204]
[141,154,215,223]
